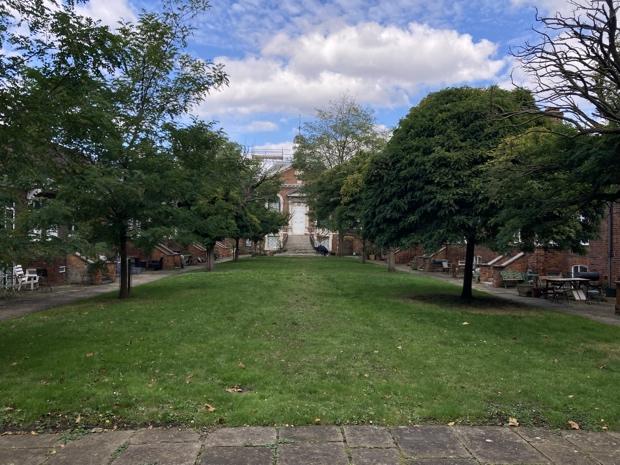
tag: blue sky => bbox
[80,0,567,152]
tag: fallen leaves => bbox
[508,417,519,427]
[85,352,95,358]
[568,420,580,430]
[204,404,216,413]
[238,362,246,369]
[462,322,470,326]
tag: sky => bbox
[77,0,569,153]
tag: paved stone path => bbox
[0,426,618,465]
[375,261,620,327]
[0,258,237,322]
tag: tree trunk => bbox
[361,237,367,264]
[461,237,476,302]
[234,237,240,262]
[338,231,344,257]
[206,246,215,272]
[119,226,129,299]
[387,247,396,272]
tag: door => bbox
[291,204,306,235]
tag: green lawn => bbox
[1,257,619,432]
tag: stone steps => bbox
[285,235,315,254]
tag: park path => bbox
[375,261,620,327]
[0,260,233,322]
[0,425,618,465]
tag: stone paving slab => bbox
[278,442,349,465]
[561,429,620,451]
[0,426,618,465]
[112,442,202,465]
[0,447,49,465]
[204,426,277,447]
[516,428,600,465]
[407,459,480,465]
[0,433,59,449]
[392,426,470,459]
[198,446,274,465]
[45,430,134,465]
[350,447,401,465]
[279,425,343,442]
[456,427,550,465]
[128,427,200,444]
[344,426,395,448]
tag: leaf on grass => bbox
[447,421,455,426]
[508,417,519,427]
[85,353,94,358]
[238,362,246,369]
[462,322,470,326]
[225,385,244,393]
[568,420,580,430]
[75,414,81,424]
[314,418,321,425]
[204,404,216,413]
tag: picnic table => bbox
[539,276,590,302]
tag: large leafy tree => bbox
[0,0,123,268]
[362,87,537,300]
[293,96,386,255]
[54,1,227,297]
[230,160,287,261]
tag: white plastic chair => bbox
[13,265,39,291]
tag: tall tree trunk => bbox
[119,225,129,299]
[206,246,215,272]
[361,237,367,264]
[234,237,240,262]
[461,236,476,302]
[387,247,396,272]
[338,231,344,257]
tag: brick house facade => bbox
[264,165,333,252]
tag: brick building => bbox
[264,165,333,253]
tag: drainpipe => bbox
[608,203,614,289]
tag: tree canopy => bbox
[362,86,538,299]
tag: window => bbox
[268,197,281,212]
[2,204,15,230]
[572,264,588,277]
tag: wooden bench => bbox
[500,270,525,288]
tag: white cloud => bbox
[76,0,136,27]
[197,22,507,117]
[242,120,279,133]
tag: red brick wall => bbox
[65,254,89,284]
[26,257,68,286]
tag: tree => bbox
[293,96,383,174]
[230,159,287,261]
[513,0,620,134]
[169,122,238,272]
[305,152,374,258]
[293,96,386,256]
[0,0,124,268]
[55,1,227,298]
[362,87,537,301]
[489,122,611,273]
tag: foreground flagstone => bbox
[0,425,617,465]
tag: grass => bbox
[0,257,619,431]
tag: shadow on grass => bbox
[407,292,540,315]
